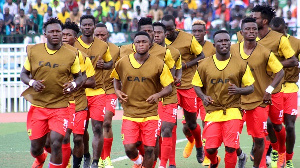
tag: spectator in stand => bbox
[30,9,43,33]
[70,7,81,24]
[229,14,242,29]
[133,0,149,17]
[164,5,177,17]
[129,17,138,32]
[11,20,24,43]
[101,0,115,16]
[85,0,99,12]
[150,0,165,8]
[282,0,296,18]
[166,0,181,9]
[175,11,185,30]
[148,3,163,22]
[24,18,40,44]
[292,7,297,18]
[33,0,48,16]
[20,0,32,15]
[85,7,92,15]
[198,2,210,18]
[182,2,191,18]
[94,6,106,23]
[102,16,113,32]
[65,0,78,12]
[184,11,197,30]
[43,7,56,23]
[3,0,18,16]
[78,0,86,13]
[57,7,70,23]
[14,9,29,28]
[230,5,245,21]
[0,9,3,20]
[132,6,144,20]
[119,4,131,32]
[108,6,119,29]
[4,7,14,29]
[284,10,297,34]
[214,4,230,22]
[245,2,254,16]
[49,0,64,16]
[115,0,131,12]
[0,19,7,35]
[185,0,198,10]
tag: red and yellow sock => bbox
[160,137,172,167]
[191,124,202,148]
[169,125,177,166]
[61,143,71,168]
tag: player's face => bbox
[162,20,176,40]
[214,33,231,55]
[62,29,76,46]
[192,25,206,43]
[134,35,151,55]
[153,26,165,45]
[241,22,258,41]
[140,25,154,42]
[44,23,62,46]
[251,12,264,30]
[94,27,109,42]
[270,24,285,34]
[80,18,95,37]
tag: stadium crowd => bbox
[0,0,298,43]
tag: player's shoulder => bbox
[120,43,133,50]
[179,30,193,38]
[62,43,78,52]
[269,30,284,38]
[108,42,119,50]
[93,38,108,47]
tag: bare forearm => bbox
[170,67,175,77]
[20,68,31,85]
[175,68,182,79]
[113,78,122,91]
[103,60,113,69]
[281,56,298,68]
[83,76,95,88]
[186,52,205,68]
[194,86,206,100]
[238,85,254,95]
[157,85,172,98]
[73,72,83,88]
[270,69,284,88]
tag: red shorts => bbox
[245,106,269,138]
[27,106,69,140]
[177,88,197,113]
[269,92,284,124]
[72,110,87,135]
[87,94,106,121]
[203,119,240,149]
[121,119,158,147]
[283,92,298,116]
[197,97,206,121]
[158,101,177,123]
[105,94,118,115]
[67,103,75,130]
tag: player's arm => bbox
[174,55,182,86]
[279,36,298,68]
[192,70,213,106]
[164,49,176,76]
[228,65,254,95]
[82,57,96,88]
[20,57,45,92]
[146,64,173,104]
[63,56,83,94]
[97,47,113,70]
[184,36,205,69]
[111,68,128,103]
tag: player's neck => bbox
[47,42,61,50]
[199,40,205,46]
[168,31,179,42]
[81,35,94,45]
[243,40,256,55]
[134,52,149,64]
[159,40,166,47]
[216,52,230,61]
[258,26,269,39]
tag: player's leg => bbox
[83,119,91,168]
[49,130,65,167]
[91,119,104,166]
[141,120,158,168]
[30,135,48,168]
[168,123,177,167]
[44,133,51,153]
[237,115,247,168]
[143,145,155,168]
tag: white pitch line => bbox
[111,138,187,163]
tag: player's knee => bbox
[124,144,137,158]
[254,137,264,147]
[285,123,295,133]
[206,148,217,155]
[51,139,63,153]
[144,146,154,156]
[73,135,83,147]
[225,146,236,153]
[186,122,197,130]
[30,145,44,157]
[162,127,172,137]
[273,124,282,132]
[92,123,103,135]
[103,120,112,131]
[182,124,190,134]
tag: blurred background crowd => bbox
[0,0,298,44]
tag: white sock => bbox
[133,155,142,165]
[239,152,245,159]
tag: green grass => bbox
[0,120,299,167]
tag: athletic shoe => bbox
[208,155,221,168]
[83,155,91,168]
[266,155,271,167]
[90,162,98,168]
[104,156,114,168]
[196,146,204,163]
[286,160,294,168]
[238,153,248,168]
[132,164,142,168]
[271,150,278,168]
[183,139,195,158]
[98,158,104,168]
[32,150,47,168]
[168,165,176,168]
[202,155,210,166]
[277,153,285,168]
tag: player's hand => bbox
[116,90,128,103]
[174,76,181,87]
[228,82,241,95]
[32,80,45,92]
[202,95,214,106]
[96,59,104,69]
[263,92,272,104]
[63,82,75,94]
[146,93,160,104]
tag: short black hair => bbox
[63,21,80,35]
[138,17,153,31]
[213,30,230,41]
[270,17,286,28]
[153,22,166,32]
[80,15,96,25]
[161,15,176,25]
[95,23,107,28]
[43,17,63,31]
[241,17,257,29]
[134,31,151,41]
[252,5,276,24]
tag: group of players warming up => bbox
[21,4,298,168]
